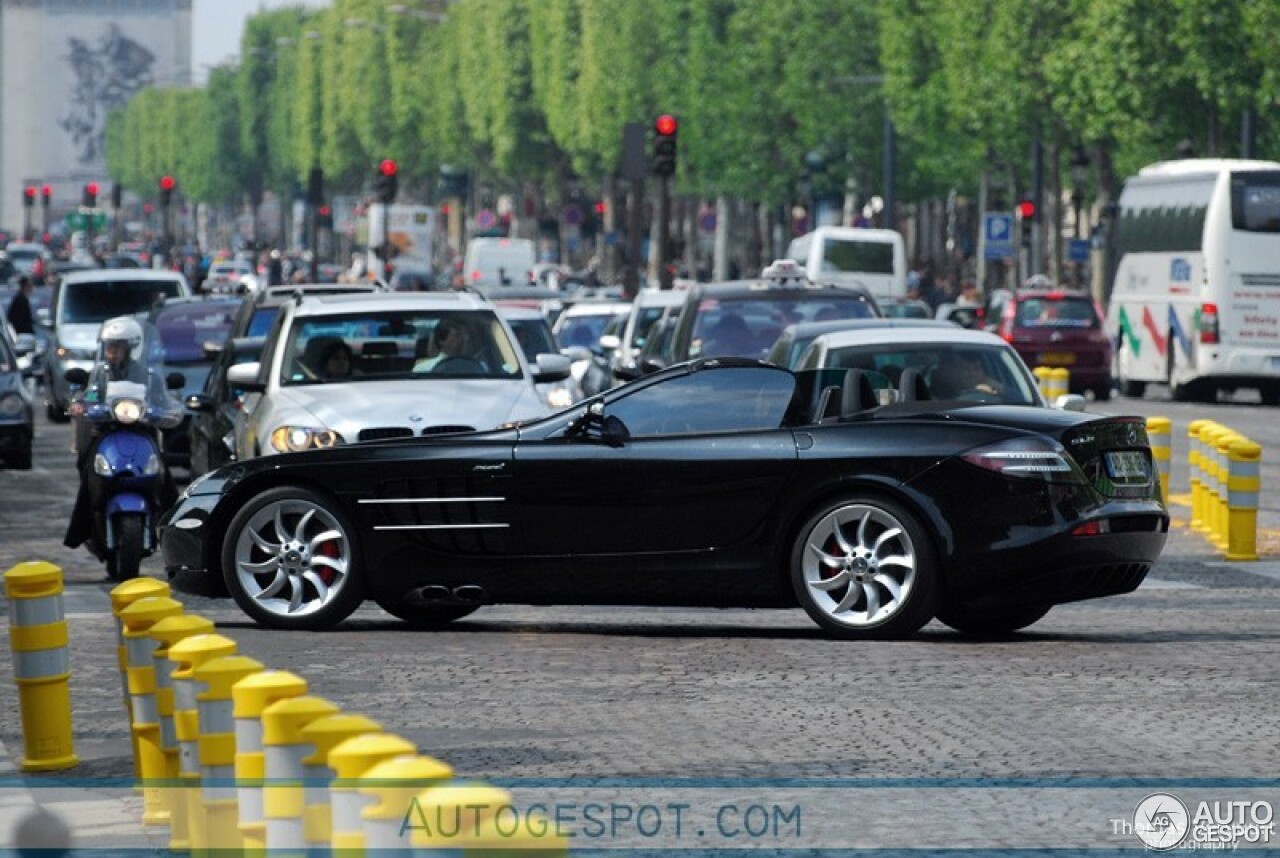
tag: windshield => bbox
[505,317,558,360]
[556,312,622,349]
[281,309,523,385]
[692,294,876,360]
[1014,296,1100,328]
[75,319,184,425]
[248,306,280,337]
[155,302,239,362]
[820,238,895,274]
[814,342,1040,406]
[62,279,185,325]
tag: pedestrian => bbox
[6,274,35,334]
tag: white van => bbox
[1106,158,1280,404]
[462,238,537,289]
[786,226,907,299]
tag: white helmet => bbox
[99,316,143,350]
[1023,274,1053,289]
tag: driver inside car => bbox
[413,318,474,372]
[932,350,1004,399]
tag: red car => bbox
[996,289,1113,400]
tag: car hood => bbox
[56,323,102,351]
[275,378,546,436]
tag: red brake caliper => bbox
[316,540,339,585]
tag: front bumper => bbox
[158,491,222,588]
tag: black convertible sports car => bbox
[159,359,1168,639]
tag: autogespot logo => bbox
[1134,793,1190,850]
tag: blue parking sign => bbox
[984,212,1014,260]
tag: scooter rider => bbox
[63,317,177,552]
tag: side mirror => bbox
[639,357,666,375]
[166,371,187,390]
[598,334,621,352]
[612,362,640,383]
[64,367,90,388]
[532,353,572,384]
[185,393,215,413]
[560,345,591,363]
[202,340,224,359]
[600,414,629,447]
[227,362,265,392]
[1054,393,1086,412]
[12,333,36,356]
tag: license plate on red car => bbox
[1105,450,1149,480]
[1039,351,1076,365]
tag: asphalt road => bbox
[2,391,1279,853]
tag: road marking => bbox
[1140,578,1202,589]
[1207,560,1280,584]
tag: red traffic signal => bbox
[654,114,678,137]
[86,182,100,197]
[40,185,51,205]
[83,183,99,207]
[319,205,331,216]
[23,186,36,206]
[159,175,176,191]
[379,159,398,177]
[1016,200,1037,219]
[593,201,607,215]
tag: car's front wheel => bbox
[936,602,1052,637]
[221,486,364,630]
[791,496,937,640]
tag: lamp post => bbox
[1070,148,1090,240]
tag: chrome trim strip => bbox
[359,497,506,504]
[372,523,510,531]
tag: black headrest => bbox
[838,368,878,418]
[899,367,930,401]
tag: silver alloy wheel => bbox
[232,498,350,618]
[801,503,916,629]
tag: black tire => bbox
[1260,385,1280,407]
[374,599,479,628]
[1120,379,1146,398]
[790,495,937,640]
[46,399,66,421]
[113,514,144,581]
[221,485,364,630]
[1092,385,1112,402]
[936,602,1052,637]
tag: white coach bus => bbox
[1106,158,1280,404]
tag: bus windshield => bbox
[1232,171,1280,233]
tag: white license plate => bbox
[1105,450,1149,480]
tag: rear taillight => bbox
[1071,519,1111,537]
[33,258,45,277]
[470,270,481,281]
[1199,303,1219,344]
[961,437,1086,484]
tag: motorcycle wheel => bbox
[112,514,145,581]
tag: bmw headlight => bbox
[545,385,575,410]
[112,398,144,424]
[270,426,343,453]
[93,453,113,476]
[0,393,24,417]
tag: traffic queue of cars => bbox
[3,255,1168,639]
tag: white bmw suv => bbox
[226,291,571,458]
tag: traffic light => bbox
[159,175,176,206]
[317,205,333,230]
[307,166,325,206]
[111,183,122,209]
[1017,199,1036,245]
[23,186,35,208]
[375,159,398,204]
[40,185,51,207]
[651,114,678,177]
[83,182,99,208]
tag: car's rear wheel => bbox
[791,496,937,640]
[1092,384,1112,402]
[374,599,479,628]
[221,486,364,630]
[7,445,32,470]
[936,602,1052,636]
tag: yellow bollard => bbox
[120,595,185,824]
[1033,366,1051,400]
[148,615,217,851]
[298,713,382,854]
[463,811,570,856]
[406,782,513,853]
[1046,367,1070,403]
[1188,419,1210,531]
[1197,425,1225,541]
[261,695,340,854]
[1212,430,1240,550]
[3,562,78,772]
[233,670,309,852]
[1145,417,1171,505]
[110,578,170,780]
[328,733,416,854]
[192,654,265,856]
[359,755,453,850]
[1226,438,1262,562]
[168,633,239,854]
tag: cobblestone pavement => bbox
[2,402,1279,852]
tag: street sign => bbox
[562,204,583,226]
[1068,238,1091,263]
[475,209,497,230]
[984,212,1014,260]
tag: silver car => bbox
[227,291,572,458]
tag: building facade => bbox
[0,0,191,237]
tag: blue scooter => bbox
[63,317,184,581]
